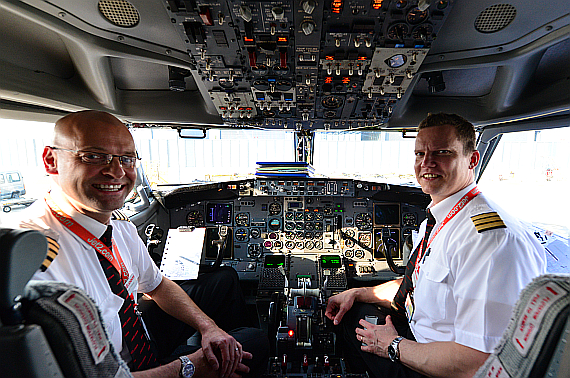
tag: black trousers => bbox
[339,302,427,378]
[138,266,269,377]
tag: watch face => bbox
[182,363,195,378]
[388,345,396,361]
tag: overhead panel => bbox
[164,0,454,130]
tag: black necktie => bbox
[391,209,436,319]
[97,225,159,371]
[419,209,436,262]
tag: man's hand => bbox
[325,289,358,325]
[356,315,399,358]
[201,326,247,378]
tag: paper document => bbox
[160,227,206,280]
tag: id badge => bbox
[124,274,138,298]
[405,291,414,323]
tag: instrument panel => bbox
[164,178,428,280]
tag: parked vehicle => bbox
[0,171,26,200]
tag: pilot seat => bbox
[0,227,131,378]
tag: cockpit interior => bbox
[0,0,569,376]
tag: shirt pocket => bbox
[416,262,451,322]
[98,293,124,347]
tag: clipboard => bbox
[160,227,206,280]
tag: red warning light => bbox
[288,329,294,337]
[358,56,367,61]
[325,55,334,60]
[325,77,333,83]
[278,37,288,42]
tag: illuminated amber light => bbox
[372,0,383,10]
[342,77,350,84]
[331,0,343,13]
[325,77,333,83]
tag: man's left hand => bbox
[356,315,399,358]
[201,327,243,378]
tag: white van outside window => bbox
[0,171,26,200]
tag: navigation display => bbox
[206,203,232,224]
[373,204,400,226]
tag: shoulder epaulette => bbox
[111,210,130,221]
[471,211,507,233]
[40,236,60,272]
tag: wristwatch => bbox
[388,336,405,362]
[179,355,195,378]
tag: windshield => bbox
[1,119,568,236]
[129,128,416,187]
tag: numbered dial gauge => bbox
[412,24,434,41]
[187,210,204,227]
[387,23,409,41]
[235,228,249,242]
[355,213,373,230]
[402,212,417,226]
[235,212,249,226]
[269,202,282,215]
[406,7,428,25]
[250,228,261,239]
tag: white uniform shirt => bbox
[410,183,547,353]
[15,188,163,354]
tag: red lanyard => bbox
[45,195,132,294]
[413,186,481,283]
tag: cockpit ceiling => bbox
[0,0,568,131]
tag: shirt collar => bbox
[428,182,477,224]
[49,186,108,239]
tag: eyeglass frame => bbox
[48,146,141,168]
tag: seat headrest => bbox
[0,228,47,324]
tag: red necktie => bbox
[98,225,159,371]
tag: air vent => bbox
[475,4,516,33]
[98,0,140,28]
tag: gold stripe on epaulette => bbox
[112,210,129,221]
[471,212,506,233]
[46,237,60,251]
[40,236,60,272]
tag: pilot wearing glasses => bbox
[12,110,268,378]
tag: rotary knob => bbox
[271,6,284,20]
[301,0,316,14]
[301,20,315,35]
[238,5,252,22]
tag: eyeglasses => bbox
[49,147,140,168]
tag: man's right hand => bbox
[325,288,358,325]
[189,348,252,378]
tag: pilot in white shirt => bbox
[325,113,546,378]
